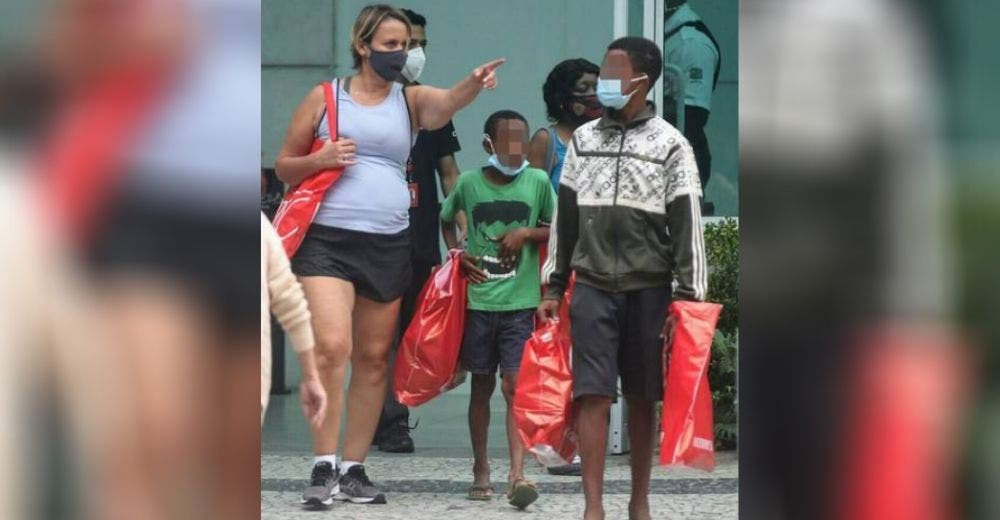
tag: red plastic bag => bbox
[515,275,576,467]
[659,301,722,471]
[272,80,344,258]
[40,64,171,246]
[393,250,468,407]
[513,318,575,467]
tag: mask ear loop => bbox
[483,133,496,155]
[621,74,650,98]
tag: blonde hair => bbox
[350,4,411,70]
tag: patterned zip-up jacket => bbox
[542,107,707,301]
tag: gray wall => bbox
[262,0,737,215]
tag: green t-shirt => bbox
[440,166,556,311]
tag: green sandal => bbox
[507,479,539,509]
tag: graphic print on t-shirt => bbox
[470,199,531,281]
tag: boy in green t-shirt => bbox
[440,110,556,508]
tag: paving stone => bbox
[263,393,738,519]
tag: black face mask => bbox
[368,48,407,81]
[566,94,603,124]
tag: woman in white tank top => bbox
[274,4,505,506]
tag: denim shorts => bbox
[460,309,535,375]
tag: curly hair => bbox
[542,58,600,123]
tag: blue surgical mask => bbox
[485,134,528,177]
[488,154,529,177]
[596,75,648,109]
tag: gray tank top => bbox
[313,79,413,234]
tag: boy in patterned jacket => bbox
[537,37,707,520]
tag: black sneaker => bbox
[334,464,387,504]
[547,455,582,476]
[377,421,418,453]
[301,461,339,507]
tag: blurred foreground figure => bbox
[740,1,971,519]
[29,0,261,518]
[1,148,148,520]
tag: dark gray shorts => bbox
[460,309,535,375]
[290,224,411,303]
[569,282,672,401]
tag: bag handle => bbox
[322,79,338,141]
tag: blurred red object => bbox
[38,64,170,246]
[272,80,344,258]
[837,327,969,520]
[393,250,468,407]
[660,301,722,471]
[514,281,576,466]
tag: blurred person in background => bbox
[527,57,601,477]
[2,142,155,519]
[261,212,327,427]
[370,6,464,455]
[662,0,719,215]
[36,0,263,518]
[739,0,969,519]
[275,3,504,506]
[529,58,602,191]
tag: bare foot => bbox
[472,460,491,492]
[583,506,605,520]
[628,500,652,520]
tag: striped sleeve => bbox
[667,194,707,301]
[541,134,582,299]
[664,133,707,301]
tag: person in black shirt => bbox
[373,7,462,453]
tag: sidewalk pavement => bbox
[262,388,737,519]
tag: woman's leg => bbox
[341,295,401,462]
[97,274,214,520]
[299,276,355,456]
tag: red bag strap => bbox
[323,79,338,141]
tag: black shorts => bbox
[291,224,411,303]
[460,309,535,375]
[569,282,672,401]
[87,195,259,335]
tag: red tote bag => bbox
[513,317,576,467]
[272,79,345,258]
[659,300,722,471]
[393,250,468,407]
[516,275,576,466]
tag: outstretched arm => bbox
[407,58,506,131]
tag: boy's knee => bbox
[470,374,496,398]
[500,373,517,401]
[575,394,613,412]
